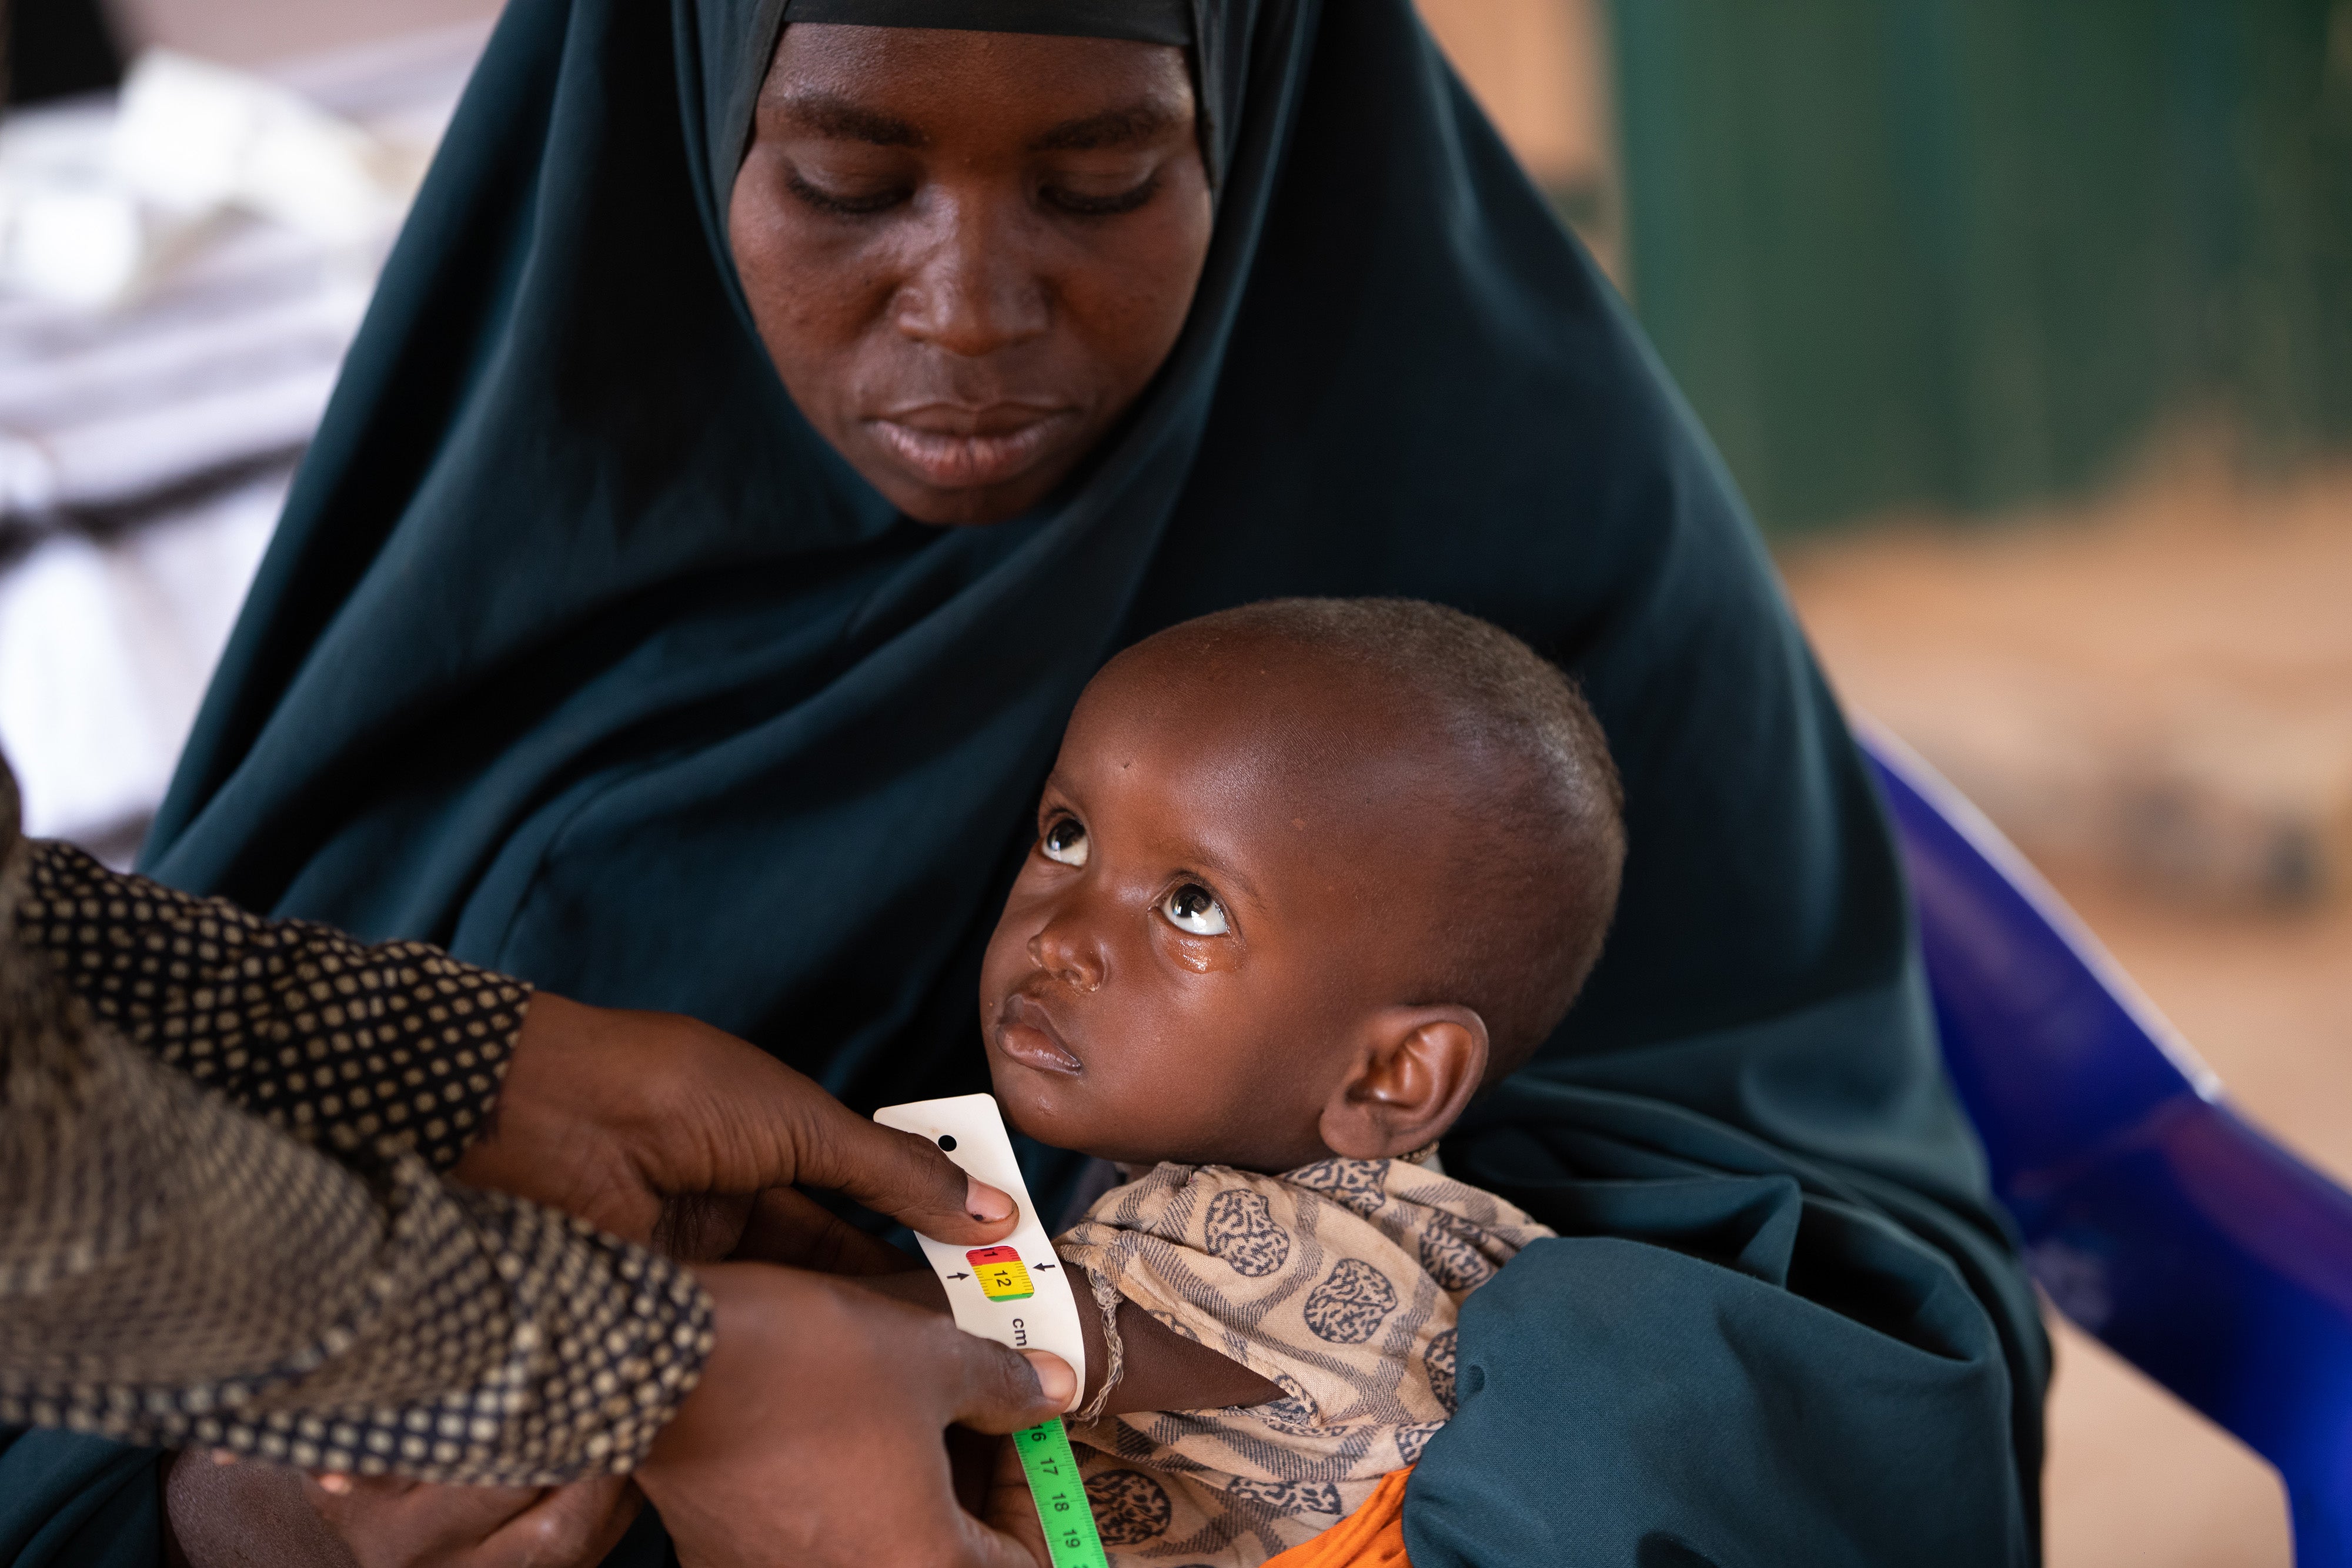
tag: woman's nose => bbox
[894,193,1050,359]
[1029,910,1107,994]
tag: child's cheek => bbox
[1158,928,1243,977]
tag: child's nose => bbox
[1029,911,1107,994]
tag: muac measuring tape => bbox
[874,1094,1111,1568]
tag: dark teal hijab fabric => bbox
[1,0,2047,1562]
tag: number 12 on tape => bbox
[1015,1418,1108,1568]
[968,1245,1035,1302]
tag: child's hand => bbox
[164,1449,639,1568]
[981,1434,1054,1568]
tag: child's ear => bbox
[1317,1005,1489,1162]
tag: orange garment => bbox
[1259,1467,1412,1568]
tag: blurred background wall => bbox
[1450,9,2352,1567]
[1617,0,2352,533]
[2,3,2346,1565]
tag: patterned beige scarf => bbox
[1056,1153,1555,1565]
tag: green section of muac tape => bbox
[1015,1419,1108,1568]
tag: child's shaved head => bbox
[981,597,1625,1172]
[1131,599,1624,1078]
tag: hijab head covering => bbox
[2,2,2046,1563]
[779,1,1194,48]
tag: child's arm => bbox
[850,1250,1281,1416]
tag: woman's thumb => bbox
[942,1332,1076,1432]
[796,1109,1020,1245]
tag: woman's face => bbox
[730,24,1214,526]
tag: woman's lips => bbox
[868,406,1078,491]
[993,991,1083,1076]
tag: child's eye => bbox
[1041,816,1090,867]
[1161,882,1228,936]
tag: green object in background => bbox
[1014,1420,1109,1568]
[1611,0,2352,533]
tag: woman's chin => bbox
[893,479,1052,528]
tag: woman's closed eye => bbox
[785,168,910,218]
[1160,882,1228,937]
[782,162,1157,222]
[1041,173,1161,218]
[1041,815,1090,867]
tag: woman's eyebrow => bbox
[1030,102,1180,153]
[774,92,928,148]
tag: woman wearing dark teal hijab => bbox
[4,0,2047,1562]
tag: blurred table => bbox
[0,21,486,862]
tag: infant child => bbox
[876,597,1624,1566]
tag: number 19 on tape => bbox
[1015,1418,1108,1568]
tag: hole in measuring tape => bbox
[938,1135,958,1151]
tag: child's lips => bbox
[993,992,1084,1076]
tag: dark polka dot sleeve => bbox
[0,837,717,1483]
[12,842,524,1174]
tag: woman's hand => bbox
[980,1433,1053,1568]
[636,1263,1074,1568]
[452,993,1014,1258]
[166,1265,1073,1568]
[166,997,1054,1568]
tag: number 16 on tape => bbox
[1015,1418,1108,1568]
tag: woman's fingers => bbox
[464,995,1022,1257]
[951,1508,1060,1568]
[649,1190,756,1263]
[977,1429,1054,1568]
[165,1449,353,1568]
[727,1186,920,1275]
[781,1095,1019,1245]
[935,1330,1076,1429]
[329,1476,542,1567]
[166,1449,567,1568]
[637,1266,1077,1568]
[475,1476,641,1568]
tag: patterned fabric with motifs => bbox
[0,772,714,1485]
[1057,1152,1555,1565]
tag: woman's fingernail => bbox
[1022,1350,1077,1408]
[316,1472,353,1495]
[967,1178,1015,1224]
[210,1449,238,1466]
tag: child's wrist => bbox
[1070,1263,1126,1423]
